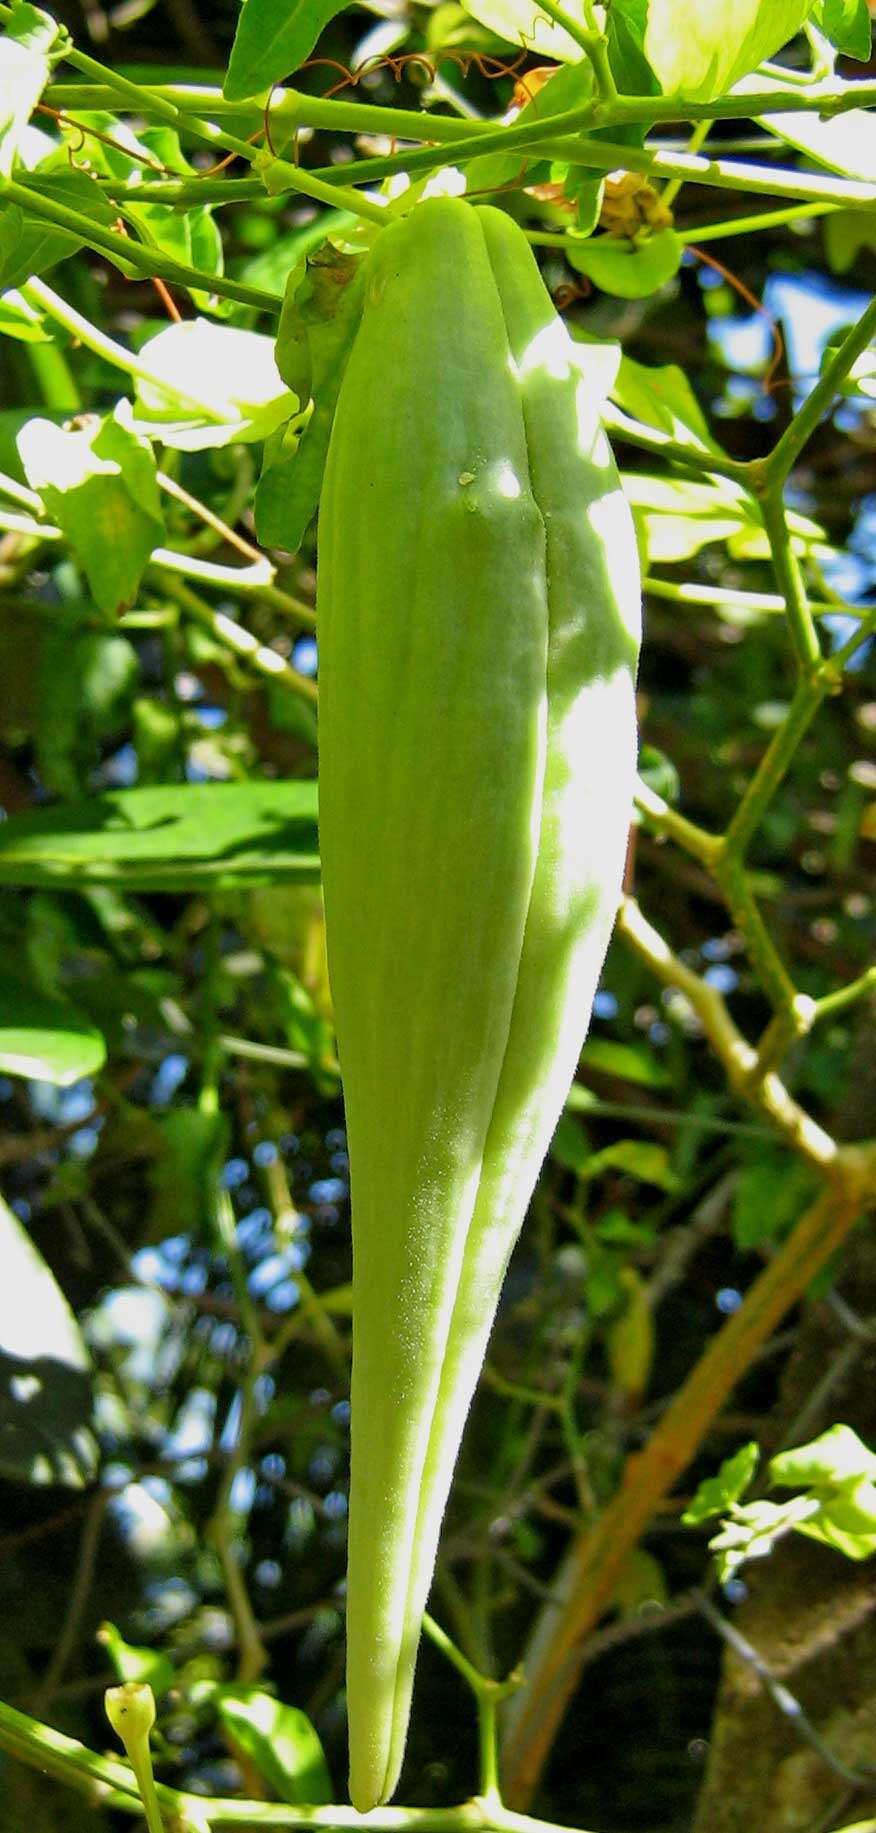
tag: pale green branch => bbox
[765,291,876,486]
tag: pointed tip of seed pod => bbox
[348,1765,389,1816]
[348,1716,405,1816]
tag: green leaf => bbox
[149,1108,228,1242]
[470,0,813,81]
[797,1479,876,1560]
[682,1442,760,1526]
[238,211,358,298]
[225,0,347,98]
[197,1685,332,1803]
[0,1191,97,1486]
[812,0,872,58]
[133,317,297,450]
[735,68,876,182]
[708,1496,802,1581]
[0,972,106,1084]
[829,340,876,397]
[552,1118,677,1187]
[824,209,876,275]
[635,0,814,101]
[0,165,119,289]
[733,1149,819,1251]
[606,0,660,97]
[619,471,823,567]
[0,1,67,177]
[459,0,580,60]
[0,287,51,341]
[610,349,719,451]
[585,1138,678,1190]
[565,229,682,299]
[770,1425,876,1491]
[0,201,80,289]
[36,623,140,800]
[99,1622,175,1698]
[17,404,165,615]
[0,781,320,892]
[578,1037,672,1087]
[125,128,225,311]
[257,244,366,552]
[638,744,681,806]
[550,1110,592,1174]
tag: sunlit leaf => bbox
[682,1443,760,1525]
[736,69,876,182]
[796,1480,876,1560]
[636,0,813,100]
[133,317,297,450]
[99,1622,176,1697]
[196,1684,333,1803]
[0,287,52,341]
[609,349,720,451]
[0,1,67,177]
[770,1425,876,1491]
[0,1192,97,1486]
[0,973,106,1084]
[577,1037,672,1087]
[17,403,165,614]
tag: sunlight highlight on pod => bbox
[316,196,642,1813]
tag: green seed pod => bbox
[316,196,641,1812]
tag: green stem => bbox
[660,117,712,211]
[643,576,846,620]
[580,0,616,101]
[712,850,799,1015]
[200,919,269,1686]
[260,1155,348,1380]
[604,405,753,483]
[811,966,876,1025]
[764,290,876,486]
[248,154,390,226]
[688,200,837,243]
[23,278,229,421]
[44,71,876,129]
[306,134,876,209]
[0,503,315,612]
[422,1616,521,1805]
[526,0,615,95]
[219,1033,310,1070]
[758,488,822,674]
[47,77,876,211]
[156,573,318,705]
[198,912,223,1123]
[97,175,265,206]
[634,779,721,866]
[0,1696,149,1805]
[721,675,825,859]
[0,1677,594,1829]
[0,175,278,311]
[606,78,876,125]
